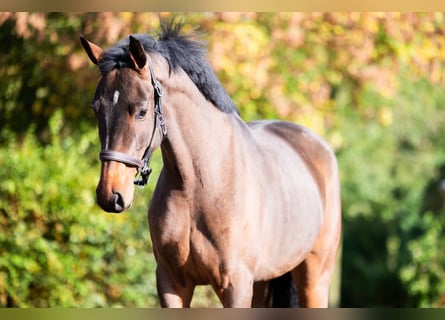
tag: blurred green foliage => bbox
[1,12,445,307]
[0,112,159,306]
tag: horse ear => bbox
[129,35,147,70]
[80,35,103,65]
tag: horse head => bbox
[81,35,166,213]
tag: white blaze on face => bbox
[113,90,120,106]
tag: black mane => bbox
[98,21,238,114]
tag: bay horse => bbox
[80,21,341,308]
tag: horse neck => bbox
[160,71,240,189]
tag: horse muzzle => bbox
[96,161,136,213]
[96,188,129,213]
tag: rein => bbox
[99,60,167,187]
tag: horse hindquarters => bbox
[291,154,341,308]
[258,121,341,308]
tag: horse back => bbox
[248,120,338,208]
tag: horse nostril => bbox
[112,191,125,213]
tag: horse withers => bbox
[80,21,341,308]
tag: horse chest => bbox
[149,194,218,275]
[150,213,226,285]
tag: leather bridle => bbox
[99,60,167,187]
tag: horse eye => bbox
[137,108,147,120]
[90,100,100,112]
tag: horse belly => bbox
[258,195,322,279]
[250,153,324,280]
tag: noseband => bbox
[99,60,167,187]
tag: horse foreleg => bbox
[214,265,254,308]
[156,266,195,308]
